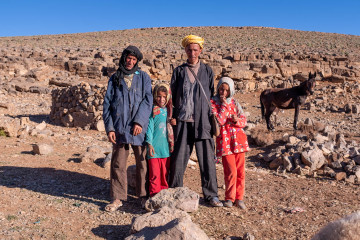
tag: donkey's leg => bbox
[265,106,277,131]
[293,104,300,130]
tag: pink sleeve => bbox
[234,115,247,128]
[211,100,230,126]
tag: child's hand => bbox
[170,118,176,126]
[220,95,227,104]
[148,144,155,157]
[231,114,239,123]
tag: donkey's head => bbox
[304,72,316,95]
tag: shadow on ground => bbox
[0,166,108,206]
[11,114,50,124]
[0,166,147,213]
[92,224,132,240]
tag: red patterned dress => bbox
[211,98,250,202]
[211,99,249,157]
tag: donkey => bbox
[260,72,316,131]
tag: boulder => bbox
[125,217,209,240]
[311,211,360,240]
[145,187,199,212]
[130,206,191,234]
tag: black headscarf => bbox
[113,45,143,86]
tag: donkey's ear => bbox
[309,72,312,79]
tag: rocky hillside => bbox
[0,27,359,90]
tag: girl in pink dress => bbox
[211,77,250,209]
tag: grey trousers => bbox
[110,144,148,201]
[169,121,218,201]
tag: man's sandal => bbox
[209,197,223,207]
[105,200,123,212]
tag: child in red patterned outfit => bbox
[211,77,250,209]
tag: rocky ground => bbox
[0,80,359,239]
[1,27,360,239]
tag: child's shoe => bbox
[223,200,233,208]
[235,200,246,209]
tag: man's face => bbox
[185,43,202,64]
[125,54,138,70]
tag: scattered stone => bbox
[324,166,336,178]
[345,175,356,184]
[335,172,347,181]
[80,145,107,163]
[269,157,283,170]
[145,187,199,212]
[353,155,360,165]
[243,232,255,240]
[301,148,326,171]
[35,121,47,131]
[32,143,53,155]
[282,155,294,172]
[95,120,105,132]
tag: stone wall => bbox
[50,82,106,130]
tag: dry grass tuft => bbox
[249,128,274,146]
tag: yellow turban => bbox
[181,35,204,49]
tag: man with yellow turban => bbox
[169,35,223,207]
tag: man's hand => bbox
[170,118,177,126]
[148,144,155,157]
[133,123,142,136]
[108,131,116,144]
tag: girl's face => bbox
[156,91,167,107]
[218,83,230,98]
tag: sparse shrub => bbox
[249,128,274,146]
[0,129,7,137]
[6,215,17,221]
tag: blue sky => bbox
[1,0,359,37]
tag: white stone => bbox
[32,144,53,155]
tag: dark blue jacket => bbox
[171,62,214,140]
[103,70,153,146]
